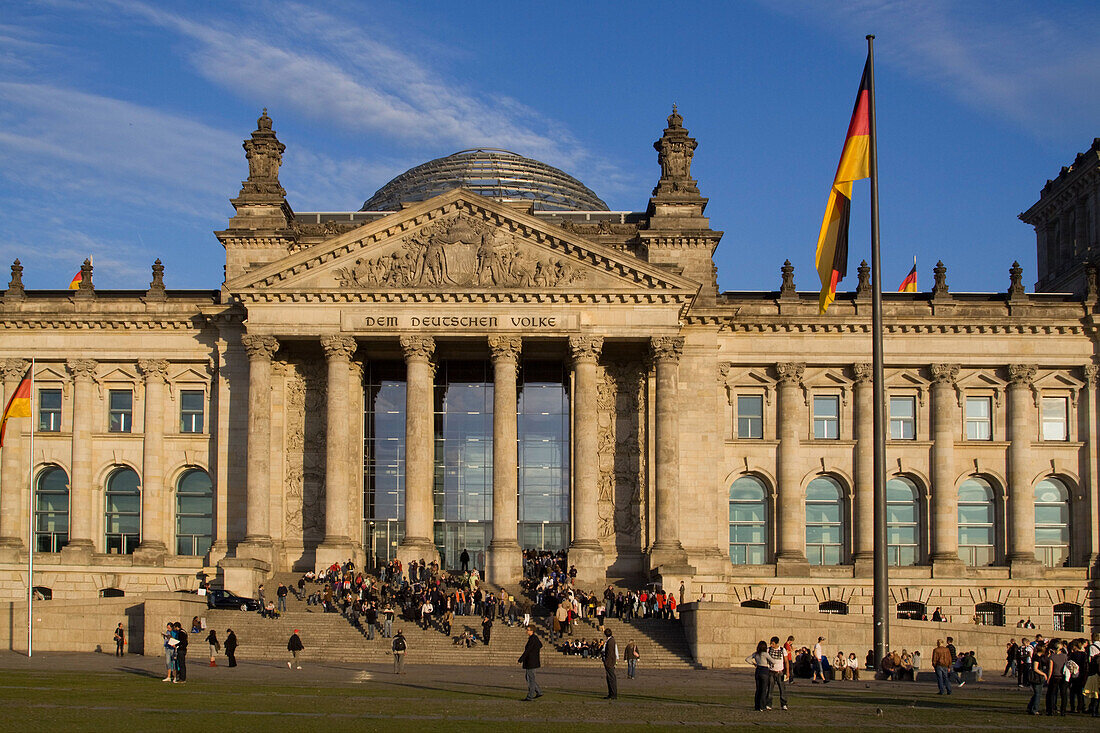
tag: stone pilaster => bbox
[1007,363,1041,575]
[396,335,439,568]
[1084,364,1099,571]
[134,359,170,563]
[929,363,962,575]
[316,335,358,569]
[775,362,809,575]
[568,335,606,586]
[852,363,874,575]
[62,358,98,562]
[237,334,278,567]
[487,335,522,585]
[648,336,692,572]
[0,359,28,559]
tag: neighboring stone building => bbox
[0,109,1096,634]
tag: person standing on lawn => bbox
[518,625,544,701]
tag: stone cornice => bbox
[234,290,692,306]
[690,319,1087,336]
[0,318,205,331]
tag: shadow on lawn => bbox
[118,666,164,679]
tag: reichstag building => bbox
[1,109,1097,632]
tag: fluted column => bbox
[1007,364,1040,570]
[0,359,28,557]
[648,336,690,570]
[487,335,522,584]
[396,335,439,567]
[135,359,169,560]
[568,335,605,585]
[63,358,98,560]
[317,335,358,568]
[929,363,961,572]
[775,362,808,574]
[852,363,874,574]
[239,334,278,564]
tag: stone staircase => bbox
[203,572,696,669]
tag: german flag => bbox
[0,366,31,448]
[68,256,91,290]
[898,263,917,292]
[816,58,872,314]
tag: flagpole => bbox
[27,358,35,658]
[866,34,889,666]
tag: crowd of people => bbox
[1012,633,1100,716]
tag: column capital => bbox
[1007,363,1037,388]
[137,358,170,383]
[929,363,960,386]
[66,358,98,380]
[650,336,684,364]
[852,362,872,384]
[320,334,357,361]
[400,335,435,362]
[775,362,805,386]
[1084,362,1098,387]
[488,335,522,362]
[241,334,279,361]
[1,358,28,382]
[569,335,603,364]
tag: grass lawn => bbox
[0,655,1092,732]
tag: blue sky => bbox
[1,0,1097,293]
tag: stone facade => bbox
[0,109,1096,634]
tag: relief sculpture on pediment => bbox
[333,214,587,289]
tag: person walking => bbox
[812,637,828,683]
[766,636,789,710]
[624,639,640,679]
[932,639,952,695]
[601,627,618,699]
[205,629,220,667]
[113,623,125,657]
[224,629,238,667]
[287,629,304,669]
[518,625,544,701]
[746,640,771,711]
[392,630,408,674]
[1028,643,1048,715]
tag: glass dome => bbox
[361,148,608,212]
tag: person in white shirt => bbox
[812,637,829,683]
[846,652,860,681]
[911,650,922,681]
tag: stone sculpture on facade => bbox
[240,109,286,198]
[652,105,700,197]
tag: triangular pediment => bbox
[227,189,698,303]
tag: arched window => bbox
[1053,603,1083,633]
[887,477,920,566]
[897,601,926,620]
[729,476,767,565]
[105,467,140,554]
[1034,478,1070,567]
[99,588,124,598]
[974,601,1005,626]
[958,477,996,566]
[176,469,213,557]
[35,465,69,553]
[32,586,52,601]
[740,599,770,609]
[819,600,848,615]
[806,476,844,566]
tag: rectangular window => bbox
[889,396,916,440]
[812,395,839,439]
[1041,396,1068,441]
[108,390,132,433]
[179,390,205,433]
[736,395,763,439]
[38,388,62,432]
[965,396,992,441]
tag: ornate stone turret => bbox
[779,259,797,300]
[146,259,167,302]
[855,259,871,300]
[931,260,949,300]
[3,260,25,303]
[73,258,95,300]
[641,106,722,304]
[216,109,297,283]
[1007,260,1026,303]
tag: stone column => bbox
[316,335,358,568]
[648,336,691,571]
[0,359,28,559]
[63,359,98,561]
[775,362,809,574]
[238,334,278,565]
[1007,363,1040,573]
[487,335,522,585]
[396,335,439,568]
[1084,364,1099,571]
[568,335,605,586]
[929,363,961,573]
[852,363,874,575]
[134,359,169,561]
